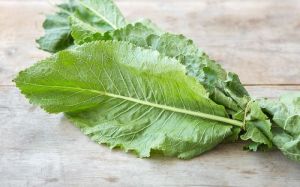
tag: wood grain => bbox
[0,0,300,186]
[1,86,300,187]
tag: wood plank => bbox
[0,0,299,85]
[246,85,300,98]
[0,86,300,186]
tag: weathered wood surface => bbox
[0,0,300,187]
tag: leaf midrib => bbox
[19,82,244,127]
[78,0,118,29]
[71,16,106,33]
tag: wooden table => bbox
[1,0,300,186]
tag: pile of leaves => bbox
[14,0,300,161]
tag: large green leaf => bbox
[14,41,244,159]
[260,93,300,161]
[69,21,251,144]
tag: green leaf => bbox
[77,0,126,30]
[241,121,273,150]
[241,101,273,150]
[36,1,77,52]
[70,22,250,114]
[260,93,300,161]
[69,20,255,147]
[37,0,126,53]
[70,0,126,42]
[14,40,244,159]
[271,128,300,161]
